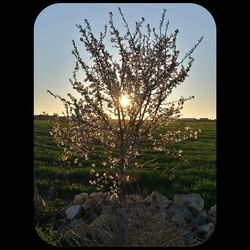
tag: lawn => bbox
[34,118,216,245]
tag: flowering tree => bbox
[48,8,202,202]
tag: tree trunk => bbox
[117,123,127,245]
[117,159,126,246]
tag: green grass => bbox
[34,119,216,221]
[34,119,216,208]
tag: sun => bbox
[120,94,130,108]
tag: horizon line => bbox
[34,114,216,120]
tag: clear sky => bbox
[34,3,216,119]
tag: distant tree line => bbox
[180,118,215,121]
[34,114,49,120]
[34,114,215,121]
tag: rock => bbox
[157,200,172,220]
[170,213,186,225]
[57,218,67,224]
[81,202,90,210]
[197,222,215,239]
[166,204,194,224]
[73,193,89,204]
[65,205,82,221]
[193,211,208,226]
[208,204,216,217]
[173,193,204,215]
[151,191,169,203]
[179,205,194,222]
[82,197,102,210]
[70,218,85,228]
[206,215,216,224]
[56,218,67,229]
[143,195,153,204]
[94,199,104,214]
[90,192,106,200]
[158,200,172,214]
[151,191,170,212]
[81,199,100,223]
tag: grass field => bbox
[34,119,216,245]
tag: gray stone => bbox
[197,222,215,239]
[81,201,91,210]
[70,218,85,228]
[208,204,216,217]
[178,205,194,222]
[81,198,103,223]
[206,215,216,224]
[173,193,204,215]
[151,191,170,214]
[65,205,82,220]
[56,218,67,229]
[73,192,89,204]
[151,191,169,203]
[166,204,194,224]
[170,213,186,225]
[193,211,208,226]
[158,200,172,215]
[82,198,102,210]
[94,199,104,214]
[143,195,153,204]
[90,192,106,199]
[57,218,67,224]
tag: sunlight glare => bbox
[120,94,130,108]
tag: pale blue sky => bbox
[34,3,216,119]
